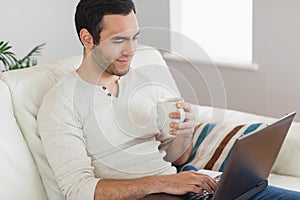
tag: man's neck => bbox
[99,73,120,97]
[77,61,120,96]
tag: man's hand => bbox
[163,102,198,165]
[161,170,218,195]
[168,102,198,137]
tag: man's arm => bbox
[94,171,217,200]
[172,142,193,166]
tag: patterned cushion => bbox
[179,122,265,172]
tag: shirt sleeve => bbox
[37,88,100,200]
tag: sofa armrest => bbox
[0,80,47,200]
[272,122,300,178]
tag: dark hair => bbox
[75,0,136,45]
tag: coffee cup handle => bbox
[179,108,185,122]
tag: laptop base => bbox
[235,179,268,200]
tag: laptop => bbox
[143,112,296,200]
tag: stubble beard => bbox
[105,63,130,77]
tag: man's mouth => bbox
[116,59,130,65]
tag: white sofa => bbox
[1,46,300,200]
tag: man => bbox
[38,0,300,200]
[38,0,217,199]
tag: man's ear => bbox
[80,28,94,50]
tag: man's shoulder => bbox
[37,71,83,133]
[42,71,77,105]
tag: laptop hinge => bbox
[235,180,268,200]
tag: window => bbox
[170,0,253,66]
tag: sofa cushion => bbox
[0,80,47,200]
[269,173,300,192]
[179,121,264,172]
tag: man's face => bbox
[92,11,140,76]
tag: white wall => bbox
[135,0,300,122]
[134,0,170,50]
[0,0,82,69]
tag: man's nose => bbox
[122,41,137,56]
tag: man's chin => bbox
[105,67,130,76]
[116,68,130,76]
[115,64,131,76]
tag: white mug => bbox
[157,97,185,134]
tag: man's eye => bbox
[113,39,124,43]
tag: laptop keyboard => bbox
[181,192,212,200]
[181,176,219,200]
[180,172,221,200]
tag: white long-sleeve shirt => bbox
[37,65,181,200]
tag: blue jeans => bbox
[250,185,300,200]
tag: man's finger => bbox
[177,102,191,112]
[170,120,195,130]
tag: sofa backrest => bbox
[0,45,171,200]
[0,80,47,200]
[0,55,83,200]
